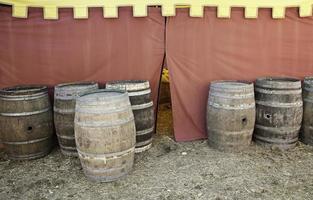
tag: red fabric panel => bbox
[167,8,313,142]
[0,7,165,107]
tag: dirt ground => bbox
[1,105,313,200]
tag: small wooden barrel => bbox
[0,85,53,160]
[106,80,154,153]
[206,81,256,151]
[54,82,98,156]
[301,77,313,146]
[254,77,303,150]
[75,89,136,182]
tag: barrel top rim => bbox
[304,76,313,83]
[77,89,127,101]
[55,81,98,89]
[106,80,150,91]
[256,77,300,83]
[210,80,254,89]
[106,80,149,84]
[211,80,253,86]
[0,85,48,96]
[256,77,301,89]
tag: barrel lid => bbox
[210,80,254,90]
[54,81,99,99]
[304,77,313,89]
[106,80,150,92]
[77,89,128,102]
[0,85,48,98]
[255,77,301,89]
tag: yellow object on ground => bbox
[0,0,312,19]
[162,68,170,83]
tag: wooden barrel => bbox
[254,77,303,150]
[206,81,256,151]
[0,85,54,160]
[54,82,98,156]
[301,77,313,145]
[75,89,136,182]
[106,80,154,153]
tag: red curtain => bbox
[166,8,313,141]
[0,7,165,107]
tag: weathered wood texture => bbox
[301,77,313,146]
[106,80,154,153]
[75,90,136,182]
[54,82,98,156]
[0,85,54,160]
[207,81,256,152]
[254,77,303,150]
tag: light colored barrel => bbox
[106,80,154,153]
[54,82,98,156]
[254,77,303,150]
[0,85,53,160]
[301,77,313,146]
[207,81,256,152]
[75,89,136,182]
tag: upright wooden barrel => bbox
[0,85,53,160]
[254,77,303,150]
[106,80,154,153]
[54,82,98,156]
[206,81,256,152]
[301,77,313,146]
[75,89,136,182]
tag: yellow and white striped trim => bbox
[0,0,312,19]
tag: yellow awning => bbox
[0,0,312,19]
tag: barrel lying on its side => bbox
[0,85,54,160]
[254,77,303,150]
[54,82,98,156]
[301,77,313,146]
[75,89,136,182]
[106,80,154,153]
[207,81,256,152]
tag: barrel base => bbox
[135,143,152,153]
[208,139,251,152]
[299,129,313,146]
[254,137,297,150]
[60,148,78,157]
[84,171,130,183]
[7,149,51,161]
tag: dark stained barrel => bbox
[75,89,136,182]
[0,85,54,160]
[300,77,313,145]
[106,80,154,153]
[254,77,303,150]
[54,82,99,156]
[207,81,256,152]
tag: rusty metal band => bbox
[0,107,51,116]
[75,105,132,114]
[59,143,76,151]
[255,88,302,94]
[77,146,135,164]
[2,135,52,145]
[136,127,154,136]
[136,138,153,147]
[209,92,254,99]
[0,92,48,101]
[128,89,151,97]
[208,102,255,110]
[256,100,303,108]
[135,143,152,153]
[54,107,75,114]
[131,101,153,110]
[74,116,134,127]
[56,133,75,140]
